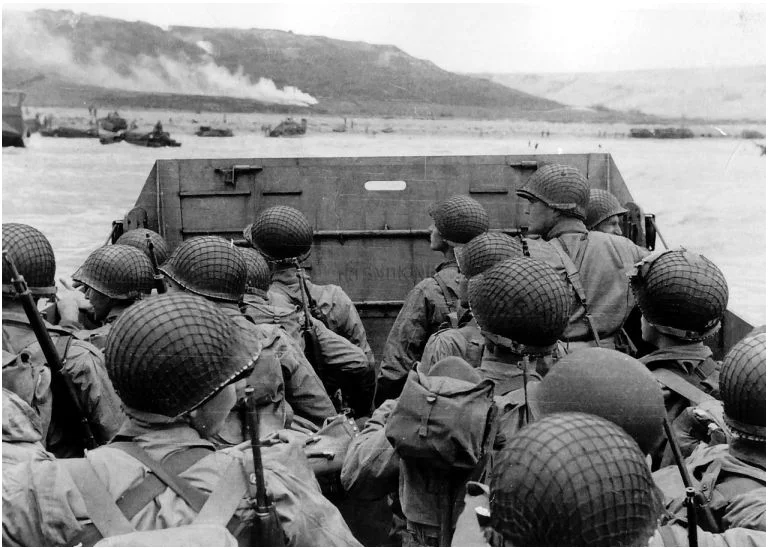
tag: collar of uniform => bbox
[243,293,268,306]
[546,218,588,240]
[217,302,242,315]
[115,410,217,452]
[104,304,130,325]
[434,259,458,273]
[270,266,314,286]
[639,342,712,367]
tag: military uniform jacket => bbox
[530,219,647,344]
[221,306,336,427]
[269,268,375,367]
[1,310,125,458]
[244,296,375,418]
[2,388,49,466]
[653,442,765,533]
[377,260,461,403]
[1,418,361,547]
[421,316,484,371]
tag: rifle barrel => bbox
[245,387,269,509]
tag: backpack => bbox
[62,441,260,547]
[385,370,495,470]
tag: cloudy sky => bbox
[6,2,766,73]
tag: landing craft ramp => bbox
[118,153,753,361]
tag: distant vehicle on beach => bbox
[268,117,307,137]
[195,126,234,137]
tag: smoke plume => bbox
[2,11,318,107]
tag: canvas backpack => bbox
[385,369,496,470]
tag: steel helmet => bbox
[160,236,247,303]
[104,293,259,418]
[516,164,590,220]
[586,189,628,230]
[72,245,154,300]
[719,332,765,441]
[2,223,57,297]
[456,231,523,278]
[115,228,170,265]
[249,206,314,261]
[428,195,490,244]
[533,348,665,454]
[468,257,570,351]
[489,413,660,547]
[630,248,728,340]
[240,247,271,294]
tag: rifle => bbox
[2,250,97,451]
[294,260,326,379]
[145,233,167,294]
[662,417,719,540]
[244,386,285,547]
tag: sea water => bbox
[2,130,765,324]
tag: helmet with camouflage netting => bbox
[249,206,314,261]
[488,413,660,547]
[428,195,489,244]
[72,245,154,300]
[719,332,766,441]
[533,348,665,454]
[468,257,570,353]
[240,247,271,295]
[456,231,523,278]
[2,223,57,297]
[115,228,170,265]
[516,164,590,220]
[159,236,247,303]
[104,293,259,418]
[629,248,728,341]
[586,189,628,230]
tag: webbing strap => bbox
[64,458,135,539]
[194,459,249,526]
[432,271,458,316]
[115,446,213,519]
[109,441,208,513]
[653,368,713,405]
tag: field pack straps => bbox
[65,458,135,540]
[432,271,458,319]
[549,236,602,346]
[652,368,713,405]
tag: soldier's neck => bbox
[442,248,456,262]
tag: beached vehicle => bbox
[102,152,753,545]
[2,90,28,147]
[629,128,654,138]
[268,117,307,137]
[40,126,99,138]
[98,112,128,133]
[100,129,181,147]
[195,125,234,137]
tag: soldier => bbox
[2,223,124,458]
[2,293,360,546]
[249,206,375,368]
[653,332,765,533]
[585,188,627,235]
[376,195,489,404]
[239,246,374,419]
[2,385,49,465]
[524,347,667,455]
[71,244,155,350]
[517,164,647,350]
[421,232,522,370]
[468,257,571,395]
[629,247,728,467]
[115,228,171,265]
[482,413,661,546]
[159,235,336,428]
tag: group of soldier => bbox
[1,162,765,546]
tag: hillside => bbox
[476,66,766,122]
[3,8,584,120]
